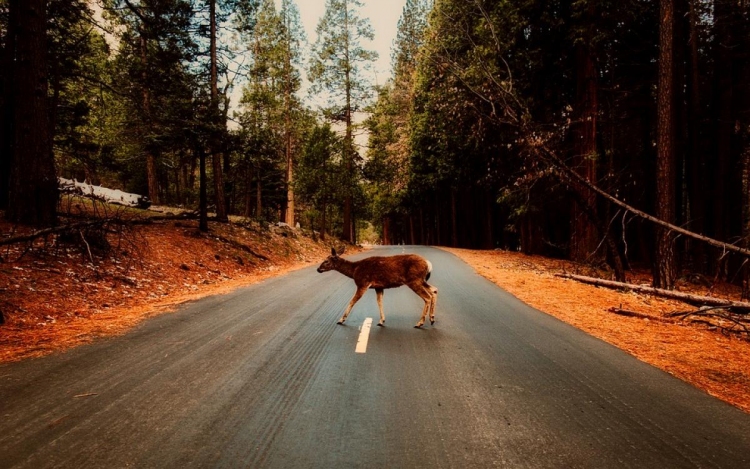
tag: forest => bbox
[1,0,749,293]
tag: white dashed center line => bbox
[355,317,373,354]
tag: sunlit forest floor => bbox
[0,210,332,363]
[444,247,750,414]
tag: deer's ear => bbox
[331,247,337,257]
[338,245,346,255]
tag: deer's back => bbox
[354,254,429,289]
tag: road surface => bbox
[2,246,750,468]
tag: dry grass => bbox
[442,247,750,414]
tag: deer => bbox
[317,247,438,328]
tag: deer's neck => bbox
[334,258,357,279]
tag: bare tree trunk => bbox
[283,20,295,227]
[139,34,159,206]
[320,203,327,241]
[451,188,458,247]
[382,217,391,245]
[654,0,677,289]
[0,0,17,210]
[199,145,208,232]
[146,153,159,205]
[483,191,494,249]
[341,1,354,243]
[570,30,599,262]
[686,0,706,269]
[212,153,226,220]
[742,139,750,299]
[210,0,227,222]
[7,0,57,226]
[713,0,733,253]
[244,165,252,218]
[284,125,294,225]
[256,170,262,219]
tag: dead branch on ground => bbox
[607,307,675,324]
[557,273,750,312]
[208,233,270,261]
[668,307,750,338]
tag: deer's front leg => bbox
[338,285,368,324]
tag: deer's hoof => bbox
[377,322,385,327]
[430,319,435,325]
[337,320,345,325]
[414,324,423,329]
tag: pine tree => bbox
[309,0,377,242]
[6,0,58,226]
[278,0,305,226]
[238,0,303,222]
[365,0,429,243]
[654,0,677,288]
[106,0,197,205]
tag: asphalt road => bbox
[2,246,750,468]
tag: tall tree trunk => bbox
[450,187,458,247]
[7,0,57,226]
[284,118,294,226]
[654,0,677,289]
[570,31,599,262]
[483,191,494,249]
[743,131,750,299]
[409,214,416,246]
[341,0,354,243]
[210,0,227,222]
[282,16,295,227]
[199,145,208,232]
[686,0,706,270]
[320,203,327,240]
[244,165,252,218]
[382,216,391,245]
[419,208,425,245]
[139,33,159,205]
[0,0,18,210]
[713,0,733,252]
[738,0,750,298]
[256,169,262,219]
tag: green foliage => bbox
[236,0,306,218]
[295,123,345,233]
[308,0,378,115]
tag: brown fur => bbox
[317,248,438,327]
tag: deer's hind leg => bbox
[375,288,385,326]
[424,281,438,324]
[339,285,368,325]
[409,282,435,328]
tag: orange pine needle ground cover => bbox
[442,247,750,414]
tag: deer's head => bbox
[317,247,345,273]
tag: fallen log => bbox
[607,307,675,324]
[556,273,750,312]
[0,220,108,246]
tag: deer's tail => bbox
[425,260,433,281]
